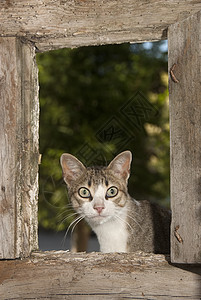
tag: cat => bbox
[60,150,171,254]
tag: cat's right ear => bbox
[60,154,86,185]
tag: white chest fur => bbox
[92,207,128,253]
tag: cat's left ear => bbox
[107,151,132,181]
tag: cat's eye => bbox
[106,186,118,198]
[78,187,91,198]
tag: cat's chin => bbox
[86,215,112,226]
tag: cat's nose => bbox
[94,206,104,214]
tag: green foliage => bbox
[37,41,169,231]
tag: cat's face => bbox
[60,151,132,227]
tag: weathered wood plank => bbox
[169,11,201,263]
[0,251,200,299]
[0,37,39,259]
[0,1,201,51]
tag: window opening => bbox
[37,40,169,252]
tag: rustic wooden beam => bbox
[0,37,39,259]
[0,1,201,51]
[169,11,201,263]
[0,251,200,298]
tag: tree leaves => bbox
[37,42,169,230]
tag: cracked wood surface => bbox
[0,251,201,299]
[0,37,39,259]
[0,1,201,51]
[168,11,201,263]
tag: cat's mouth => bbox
[91,215,106,219]
[85,214,108,222]
[88,214,113,223]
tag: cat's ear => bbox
[60,154,86,185]
[107,151,132,180]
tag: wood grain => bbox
[169,11,201,263]
[0,251,200,299]
[0,38,39,259]
[0,1,201,51]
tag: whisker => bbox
[56,209,69,219]
[57,209,76,221]
[126,214,143,232]
[66,212,79,219]
[71,215,85,237]
[66,215,83,235]
[59,203,74,210]
[56,203,75,219]
[58,212,79,225]
[61,215,84,249]
[114,215,134,233]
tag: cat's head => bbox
[60,151,132,226]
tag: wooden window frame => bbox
[0,2,201,298]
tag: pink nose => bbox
[94,206,104,214]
